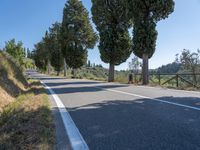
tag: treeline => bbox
[156,62,181,74]
[32,0,175,84]
[32,0,98,76]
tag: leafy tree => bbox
[176,49,200,85]
[49,22,64,76]
[128,0,175,85]
[4,39,26,66]
[61,0,98,72]
[128,56,141,74]
[91,0,132,82]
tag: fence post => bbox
[176,74,179,88]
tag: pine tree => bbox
[91,0,132,82]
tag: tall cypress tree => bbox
[33,41,48,72]
[61,0,98,70]
[49,22,63,76]
[128,0,175,85]
[91,0,132,82]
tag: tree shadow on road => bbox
[45,81,106,87]
[66,96,200,150]
[49,84,129,95]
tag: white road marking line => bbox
[40,81,89,150]
[95,87,200,111]
[135,85,200,94]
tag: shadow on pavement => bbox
[49,84,128,95]
[45,81,105,87]
[67,97,200,150]
[39,77,65,80]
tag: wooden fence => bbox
[134,73,200,89]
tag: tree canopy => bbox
[61,0,98,69]
[128,0,175,84]
[33,41,48,71]
[4,39,26,66]
[48,23,63,75]
[91,0,132,82]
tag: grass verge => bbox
[0,80,55,150]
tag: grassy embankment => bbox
[0,52,55,149]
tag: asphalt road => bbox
[31,72,200,150]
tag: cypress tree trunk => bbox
[142,53,149,85]
[108,63,115,82]
[57,71,60,76]
[47,60,50,75]
[63,58,67,77]
[71,69,76,78]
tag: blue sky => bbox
[0,0,200,70]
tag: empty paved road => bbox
[31,72,200,150]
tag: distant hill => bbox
[156,62,181,74]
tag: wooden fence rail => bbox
[134,73,200,89]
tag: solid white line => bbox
[95,87,200,111]
[40,81,89,150]
[136,85,200,94]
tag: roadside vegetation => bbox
[0,51,55,149]
[1,0,199,93]
[31,0,175,85]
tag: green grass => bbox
[0,80,55,150]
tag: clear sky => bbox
[0,0,200,70]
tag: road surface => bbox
[30,72,200,150]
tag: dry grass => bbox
[0,87,14,112]
[0,52,28,110]
[0,52,55,149]
[0,52,27,85]
[0,80,55,150]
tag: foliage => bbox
[0,80,55,149]
[61,0,98,69]
[157,62,181,74]
[128,56,142,74]
[23,58,35,69]
[48,23,63,75]
[176,49,200,84]
[33,24,64,74]
[91,0,132,82]
[32,41,48,71]
[128,0,175,58]
[4,39,26,66]
[128,0,175,84]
